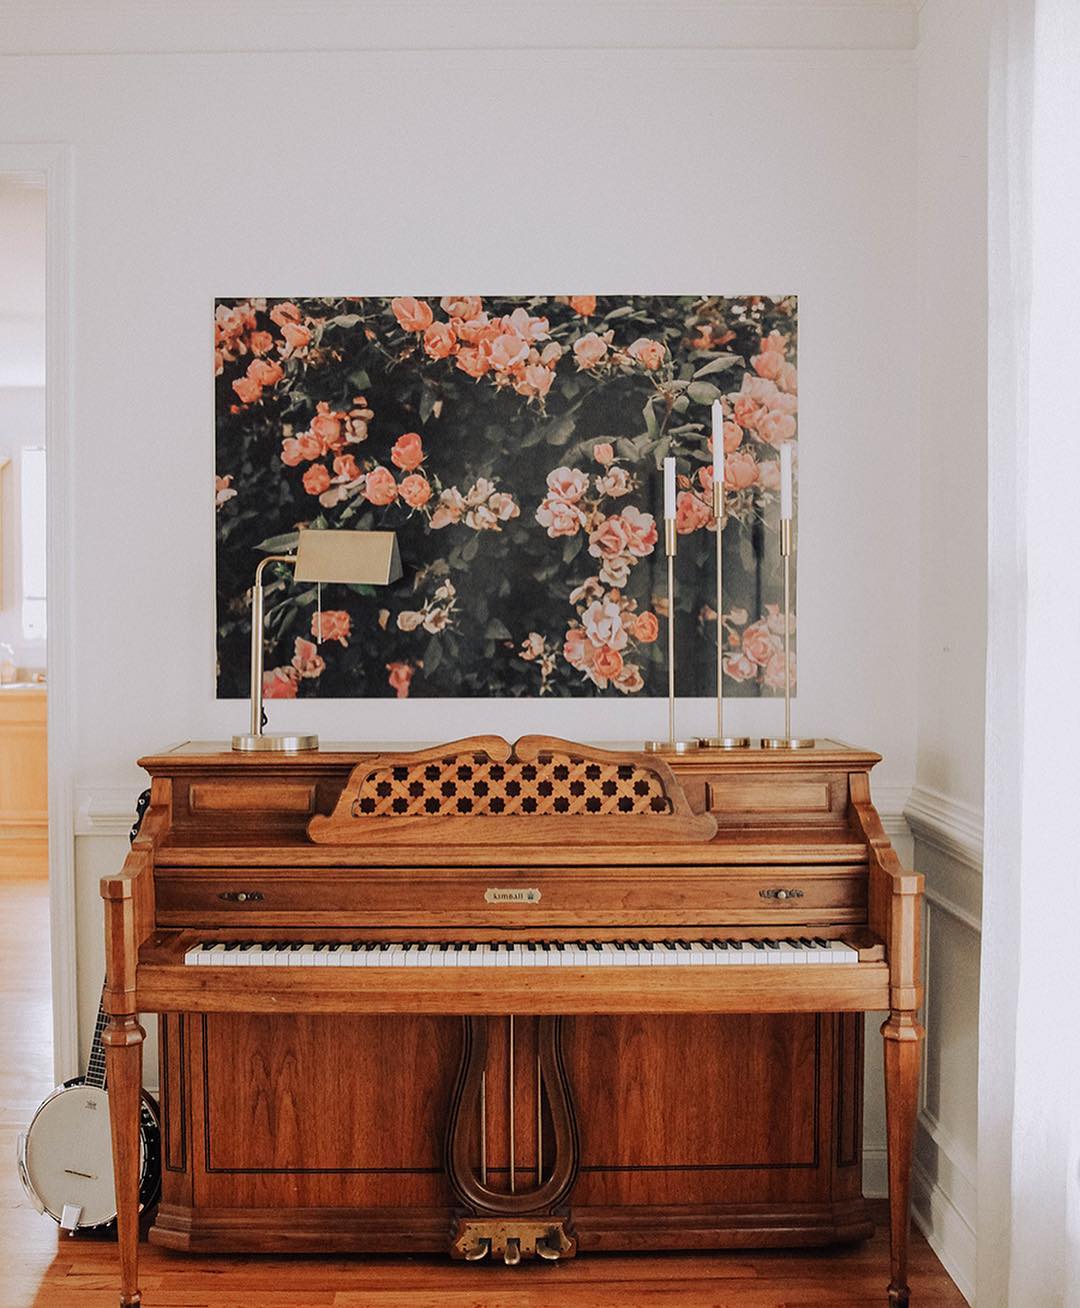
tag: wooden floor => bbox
[1,876,966,1308]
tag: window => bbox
[20,446,45,641]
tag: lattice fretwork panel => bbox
[350,752,673,819]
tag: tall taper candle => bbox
[663,456,676,520]
[711,400,724,480]
[780,441,793,521]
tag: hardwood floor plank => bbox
[0,877,967,1308]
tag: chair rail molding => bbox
[903,784,984,873]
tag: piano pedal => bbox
[450,1218,576,1264]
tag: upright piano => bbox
[101,735,923,1307]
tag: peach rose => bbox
[215,474,237,508]
[440,296,482,320]
[302,464,331,496]
[269,301,302,327]
[760,330,789,354]
[676,490,711,535]
[614,662,645,694]
[595,466,632,498]
[594,646,624,680]
[569,295,597,317]
[488,491,519,521]
[515,364,554,399]
[423,320,458,360]
[563,627,595,671]
[280,321,311,355]
[777,362,798,394]
[573,332,608,370]
[249,330,275,356]
[364,465,398,505]
[333,453,361,481]
[752,350,786,382]
[430,486,466,530]
[628,337,665,370]
[535,497,585,538]
[312,609,351,645]
[399,473,432,508]
[619,506,657,557]
[291,637,325,679]
[723,651,758,682]
[765,650,796,692]
[758,459,781,491]
[486,331,530,374]
[390,431,424,471]
[281,431,323,466]
[247,357,283,388]
[214,349,224,376]
[455,346,489,378]
[724,449,760,490]
[593,442,614,465]
[390,296,434,332]
[309,403,342,449]
[456,312,494,345]
[545,466,589,503]
[232,376,262,404]
[757,411,796,447]
[581,599,628,651]
[743,619,782,667]
[588,514,631,560]
[633,611,659,643]
[263,666,299,699]
[386,661,415,699]
[539,341,562,367]
[501,307,549,343]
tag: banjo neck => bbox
[84,989,108,1090]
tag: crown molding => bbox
[0,1,918,57]
[904,784,984,873]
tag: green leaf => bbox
[653,436,671,468]
[419,385,438,424]
[687,381,723,405]
[347,368,371,392]
[605,305,635,320]
[562,532,584,563]
[255,531,299,553]
[692,354,741,379]
[330,315,363,330]
[424,636,443,674]
[461,533,480,563]
[643,400,660,438]
[485,618,513,640]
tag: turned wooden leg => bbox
[103,1013,145,1307]
[882,1012,924,1308]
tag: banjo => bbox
[17,790,162,1233]
[17,991,162,1232]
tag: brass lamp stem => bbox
[700,485,749,750]
[666,520,676,744]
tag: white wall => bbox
[908,0,990,1300]
[4,0,922,1226]
[0,388,46,668]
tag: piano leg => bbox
[103,1012,146,1307]
[882,1012,924,1307]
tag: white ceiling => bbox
[0,177,45,388]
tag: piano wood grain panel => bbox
[189,782,316,814]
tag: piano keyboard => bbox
[183,938,859,967]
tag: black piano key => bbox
[418,943,428,951]
[351,942,364,951]
[224,940,243,951]
[814,937,830,948]
[730,941,744,950]
[364,941,378,951]
[467,943,477,952]
[379,942,391,952]
[702,940,715,950]
[527,942,537,952]
[313,942,328,952]
[765,939,780,950]
[439,942,451,951]
[676,940,691,951]
[799,937,816,948]
[750,940,765,951]
[289,942,304,951]
[642,941,654,951]
[662,939,676,950]
[590,941,603,951]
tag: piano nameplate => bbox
[484,887,541,904]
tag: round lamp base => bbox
[759,736,816,750]
[231,732,320,753]
[643,739,700,755]
[698,736,752,750]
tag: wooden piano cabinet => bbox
[150,1009,871,1253]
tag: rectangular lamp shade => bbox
[293,529,402,585]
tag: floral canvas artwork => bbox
[215,295,798,700]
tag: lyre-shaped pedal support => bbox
[446,1015,578,1263]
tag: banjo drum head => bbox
[24,1084,142,1228]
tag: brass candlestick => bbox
[645,518,697,754]
[700,481,750,750]
[761,517,814,750]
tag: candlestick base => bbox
[698,736,752,750]
[759,737,816,750]
[643,739,701,755]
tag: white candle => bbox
[663,456,676,519]
[711,400,724,480]
[780,442,793,520]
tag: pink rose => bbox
[627,337,665,370]
[485,330,530,374]
[280,321,311,355]
[269,302,302,327]
[291,637,325,680]
[676,490,711,535]
[400,473,432,508]
[539,342,562,367]
[386,661,415,699]
[757,412,796,447]
[619,506,657,557]
[423,320,458,360]
[765,650,796,692]
[515,364,554,399]
[536,496,585,538]
[215,474,237,508]
[595,466,632,498]
[302,464,331,496]
[743,619,782,667]
[723,651,758,683]
[573,332,608,370]
[232,376,262,404]
[581,599,628,651]
[456,313,494,345]
[563,627,595,671]
[752,350,785,381]
[777,362,798,394]
[440,296,482,320]
[247,358,283,388]
[633,611,659,643]
[614,662,645,694]
[455,346,489,378]
[263,666,299,699]
[249,330,275,356]
[390,432,424,471]
[594,442,614,465]
[760,330,789,354]
[758,459,781,491]
[545,466,589,503]
[364,465,398,505]
[311,610,351,645]
[501,307,549,343]
[569,295,597,317]
[333,453,360,481]
[724,449,760,490]
[488,491,519,521]
[430,486,465,530]
[390,297,434,332]
[594,646,624,680]
[281,431,322,466]
[588,514,631,560]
